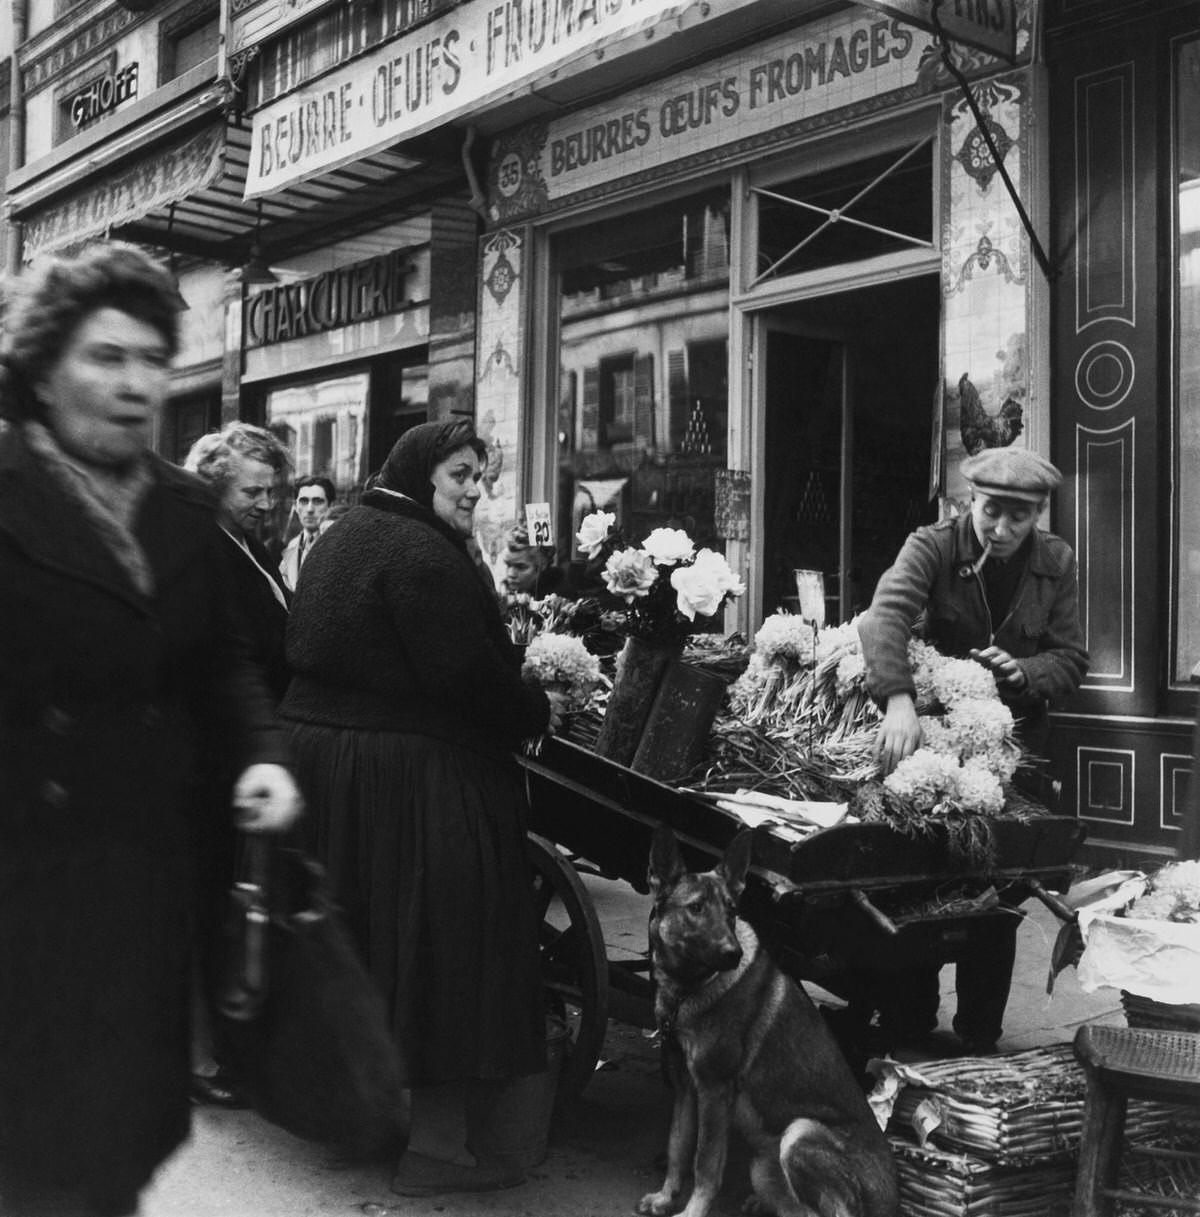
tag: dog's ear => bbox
[648,823,686,895]
[716,829,755,901]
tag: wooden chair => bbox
[1072,1023,1200,1216]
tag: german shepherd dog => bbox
[637,826,898,1217]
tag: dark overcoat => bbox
[0,427,287,1201]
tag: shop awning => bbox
[20,122,227,261]
[5,64,461,265]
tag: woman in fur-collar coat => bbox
[0,243,300,1217]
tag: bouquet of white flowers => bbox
[576,512,744,645]
[521,633,602,712]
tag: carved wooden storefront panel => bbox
[1048,2,1196,862]
[1075,419,1134,690]
[1075,67,1136,330]
[1053,49,1158,720]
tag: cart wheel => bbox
[527,832,610,1098]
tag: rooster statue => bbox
[957,372,1024,456]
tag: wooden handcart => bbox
[519,737,1085,1097]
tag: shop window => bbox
[751,137,935,284]
[266,370,371,507]
[1173,36,1200,685]
[554,189,730,572]
[160,4,219,84]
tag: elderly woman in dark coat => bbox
[281,420,564,1197]
[0,243,302,1217]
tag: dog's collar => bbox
[657,968,725,1037]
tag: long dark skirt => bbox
[286,724,546,1085]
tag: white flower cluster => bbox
[907,640,998,710]
[753,612,817,665]
[883,645,1017,815]
[815,619,863,664]
[884,751,1005,815]
[921,698,1021,783]
[1126,859,1200,923]
[521,633,601,711]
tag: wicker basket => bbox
[1122,990,1200,1032]
[885,1044,1184,1163]
[889,1137,1074,1217]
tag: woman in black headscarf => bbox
[281,420,563,1196]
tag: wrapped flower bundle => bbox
[501,591,599,646]
[1065,860,1200,1008]
[576,512,745,646]
[1125,860,1200,923]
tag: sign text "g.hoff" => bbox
[245,250,416,348]
[70,63,138,128]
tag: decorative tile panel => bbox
[939,71,1032,509]
[474,227,525,588]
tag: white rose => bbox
[671,565,723,620]
[692,548,745,596]
[642,527,695,567]
[576,511,616,558]
[602,548,659,600]
[670,549,745,620]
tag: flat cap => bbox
[961,446,1062,503]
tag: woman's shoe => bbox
[389,1151,524,1198]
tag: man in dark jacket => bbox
[854,446,1089,1054]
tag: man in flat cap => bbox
[844,444,1089,1056]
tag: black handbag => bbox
[217,835,409,1158]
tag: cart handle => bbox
[849,888,900,937]
[1024,878,1076,924]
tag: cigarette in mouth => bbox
[970,540,993,577]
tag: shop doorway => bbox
[758,274,940,623]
